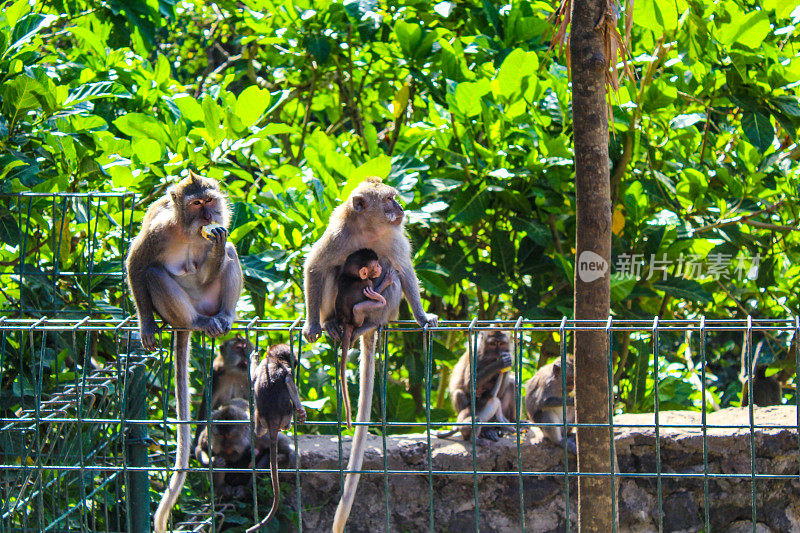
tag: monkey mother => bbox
[303,176,437,532]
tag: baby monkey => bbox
[247,344,306,533]
[334,248,396,429]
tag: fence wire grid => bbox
[0,192,798,532]
[0,318,798,532]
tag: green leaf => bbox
[0,214,20,246]
[771,95,800,117]
[64,82,131,107]
[132,138,162,164]
[651,277,713,303]
[306,36,331,64]
[496,49,539,100]
[452,79,490,117]
[235,85,270,128]
[5,13,59,59]
[468,262,509,294]
[114,113,169,145]
[741,111,774,152]
[448,188,490,225]
[491,229,515,273]
[719,10,771,48]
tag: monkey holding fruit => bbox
[125,171,243,533]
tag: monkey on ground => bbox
[125,171,243,533]
[741,338,782,407]
[525,357,576,455]
[437,330,517,444]
[246,344,306,533]
[194,335,253,443]
[302,177,437,532]
[334,248,397,429]
[194,398,296,499]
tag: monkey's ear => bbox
[352,195,366,212]
[358,266,370,279]
[188,170,201,184]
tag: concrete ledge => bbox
[283,406,799,532]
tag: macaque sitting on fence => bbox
[525,357,576,454]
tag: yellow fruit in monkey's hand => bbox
[201,223,224,240]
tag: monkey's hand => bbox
[303,321,322,343]
[296,408,307,424]
[211,455,226,468]
[414,312,438,329]
[203,224,228,246]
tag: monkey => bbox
[436,330,517,444]
[194,398,296,499]
[302,177,437,532]
[194,335,253,444]
[125,171,243,533]
[525,357,577,455]
[246,344,306,533]
[741,338,782,407]
[334,248,397,429]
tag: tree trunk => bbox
[570,0,615,531]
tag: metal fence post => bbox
[126,358,151,532]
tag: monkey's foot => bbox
[303,322,322,342]
[323,320,342,342]
[139,323,160,352]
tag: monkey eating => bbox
[302,177,437,532]
[334,248,396,429]
[125,171,243,533]
[246,344,306,533]
[525,357,576,455]
[437,330,517,444]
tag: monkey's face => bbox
[358,261,381,280]
[185,190,225,233]
[209,424,250,462]
[222,336,253,369]
[350,180,404,227]
[478,331,513,367]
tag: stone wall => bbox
[284,406,799,532]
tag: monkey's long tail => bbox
[435,428,459,439]
[246,428,281,533]
[332,329,377,533]
[154,331,191,533]
[340,328,353,430]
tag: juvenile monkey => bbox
[194,335,253,442]
[125,171,243,533]
[525,358,576,455]
[302,177,437,532]
[437,330,517,443]
[247,344,306,533]
[194,398,296,498]
[335,248,396,429]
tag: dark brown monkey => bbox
[125,171,243,533]
[525,358,576,455]
[194,398,296,499]
[246,344,306,533]
[334,248,396,429]
[741,339,782,407]
[195,335,253,440]
[437,330,517,443]
[302,177,437,533]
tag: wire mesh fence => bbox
[0,191,798,531]
[0,317,797,532]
